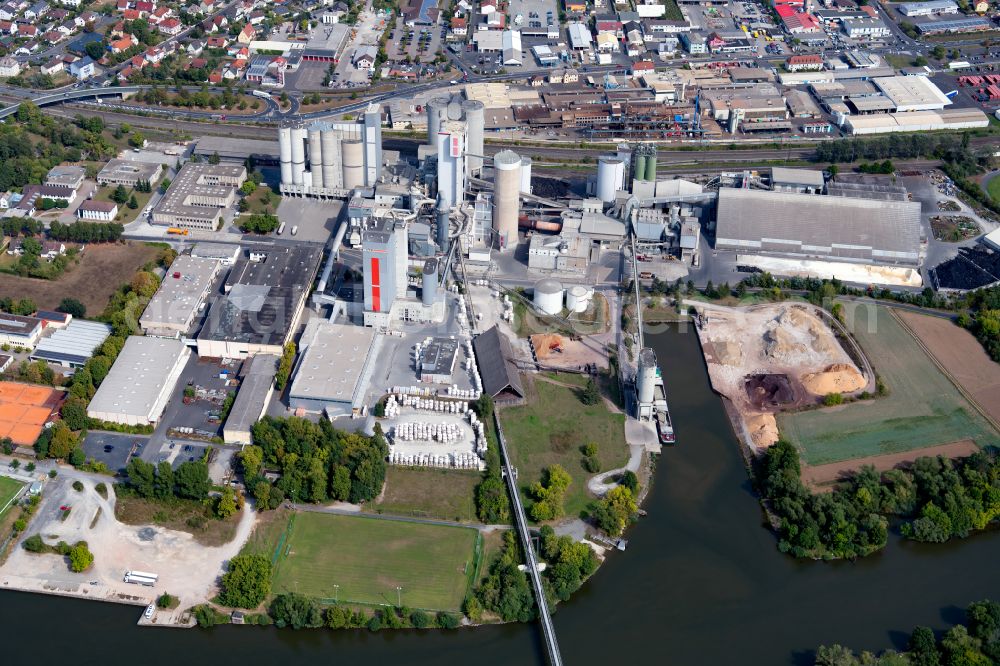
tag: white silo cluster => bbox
[533,279,564,316]
[392,421,465,443]
[566,285,594,314]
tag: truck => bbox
[251,89,272,100]
[166,227,189,236]
[277,221,286,235]
[123,570,159,586]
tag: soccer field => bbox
[778,305,1000,465]
[0,476,24,519]
[271,512,481,612]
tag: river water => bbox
[4,323,1000,665]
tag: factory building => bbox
[87,336,190,426]
[277,103,383,198]
[97,159,163,187]
[715,188,922,265]
[473,326,525,402]
[223,353,278,446]
[362,217,408,328]
[151,163,247,230]
[197,245,321,358]
[419,337,459,384]
[0,314,42,349]
[844,108,989,134]
[492,150,522,250]
[287,320,380,417]
[140,255,223,338]
[898,0,958,16]
[770,167,825,194]
[30,320,111,368]
[436,121,466,209]
[426,95,485,178]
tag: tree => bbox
[126,458,156,497]
[174,461,210,500]
[153,461,174,499]
[529,465,571,522]
[127,194,138,210]
[47,423,78,460]
[61,397,89,431]
[68,448,85,467]
[57,298,86,318]
[111,184,129,204]
[909,626,941,666]
[580,377,600,405]
[216,488,239,519]
[591,485,637,537]
[130,271,159,298]
[269,593,322,629]
[218,554,272,608]
[208,152,221,165]
[238,213,280,234]
[68,542,94,572]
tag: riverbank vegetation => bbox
[759,440,1000,559]
[815,599,1000,665]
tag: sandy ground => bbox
[0,472,255,623]
[690,302,865,450]
[529,333,607,371]
[896,311,1000,426]
[802,439,979,489]
[737,255,923,288]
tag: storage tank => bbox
[633,154,647,182]
[519,156,532,194]
[436,195,449,249]
[341,138,364,190]
[308,127,323,188]
[565,285,593,313]
[290,126,307,186]
[278,125,293,186]
[426,97,449,143]
[637,348,657,404]
[644,152,657,181]
[422,258,439,307]
[492,150,522,250]
[533,278,563,316]
[462,99,485,176]
[596,156,625,203]
[320,127,339,189]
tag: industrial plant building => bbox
[197,245,321,358]
[140,255,224,338]
[151,163,247,230]
[419,337,460,384]
[222,353,278,446]
[287,320,380,417]
[714,188,922,265]
[87,336,190,426]
[277,104,383,198]
[97,159,163,187]
[473,326,525,402]
[30,320,111,368]
[0,314,42,349]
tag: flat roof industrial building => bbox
[419,337,460,384]
[87,336,191,426]
[151,163,247,230]
[193,136,280,164]
[97,159,163,187]
[140,255,224,338]
[222,353,278,446]
[31,319,112,368]
[715,188,922,265]
[288,320,380,417]
[197,245,321,358]
[871,76,952,112]
[0,313,42,349]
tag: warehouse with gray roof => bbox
[222,353,278,446]
[288,320,380,417]
[140,255,224,338]
[714,188,922,265]
[31,319,111,368]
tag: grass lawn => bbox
[91,184,153,224]
[241,183,281,215]
[368,467,480,523]
[500,379,628,519]
[777,305,1000,465]
[240,507,293,563]
[0,476,24,519]
[114,495,241,547]
[885,54,915,70]
[987,175,1000,204]
[272,512,479,612]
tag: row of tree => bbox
[123,458,211,502]
[239,417,388,510]
[47,221,124,243]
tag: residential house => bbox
[24,1,48,20]
[17,23,38,37]
[236,23,254,44]
[68,55,95,79]
[205,34,227,48]
[0,20,12,34]
[353,44,376,71]
[40,56,62,75]
[78,199,118,221]
[185,38,204,54]
[0,4,16,19]
[450,16,467,36]
[157,16,181,35]
[109,33,138,53]
[786,54,823,71]
[0,55,19,76]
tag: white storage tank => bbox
[520,156,532,194]
[566,285,593,313]
[637,347,657,404]
[596,156,626,203]
[533,278,564,316]
[278,125,293,186]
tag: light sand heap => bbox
[746,413,780,447]
[801,363,866,396]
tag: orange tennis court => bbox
[0,382,64,446]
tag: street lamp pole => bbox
[396,585,402,607]
[334,584,340,604]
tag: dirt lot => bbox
[0,242,159,316]
[802,439,979,489]
[529,333,607,371]
[896,311,1000,427]
[0,472,254,622]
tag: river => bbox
[3,323,1000,665]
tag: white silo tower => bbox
[426,97,450,143]
[320,126,339,189]
[637,348,657,405]
[533,279,564,316]
[596,156,626,203]
[308,125,323,189]
[566,285,593,313]
[520,156,532,194]
[436,121,466,209]
[290,125,307,186]
[462,99,485,176]
[278,125,293,187]
[492,150,522,250]
[341,138,364,190]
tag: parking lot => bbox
[81,432,150,475]
[275,198,343,244]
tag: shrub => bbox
[410,609,431,628]
[22,534,45,552]
[68,542,94,572]
[823,393,844,407]
[156,593,178,609]
[72,480,84,492]
[436,612,460,629]
[95,483,108,499]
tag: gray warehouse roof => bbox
[224,353,278,440]
[140,255,222,334]
[87,337,189,422]
[715,188,922,265]
[31,319,111,366]
[473,326,525,401]
[770,167,825,188]
[288,320,378,406]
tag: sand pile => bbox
[715,340,743,366]
[763,326,807,362]
[801,363,866,396]
[531,333,564,360]
[763,307,837,364]
[746,413,779,447]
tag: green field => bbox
[987,175,1000,204]
[271,512,480,612]
[368,467,480,523]
[778,305,1000,465]
[0,476,24,519]
[500,379,628,518]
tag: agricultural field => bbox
[500,378,628,518]
[271,512,480,612]
[367,467,480,523]
[778,305,1000,466]
[0,242,160,316]
[0,477,24,519]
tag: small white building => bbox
[0,56,21,77]
[77,199,118,221]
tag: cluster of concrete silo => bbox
[426,96,485,177]
[277,122,366,191]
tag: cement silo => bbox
[637,348,657,404]
[492,150,522,250]
[533,279,564,316]
[644,151,657,181]
[342,139,364,190]
[320,126,339,189]
[422,258,439,306]
[278,125,293,187]
[566,285,593,313]
[596,156,626,203]
[290,126,307,186]
[426,97,449,143]
[436,123,465,209]
[308,127,323,188]
[436,195,450,249]
[520,156,532,194]
[462,99,485,176]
